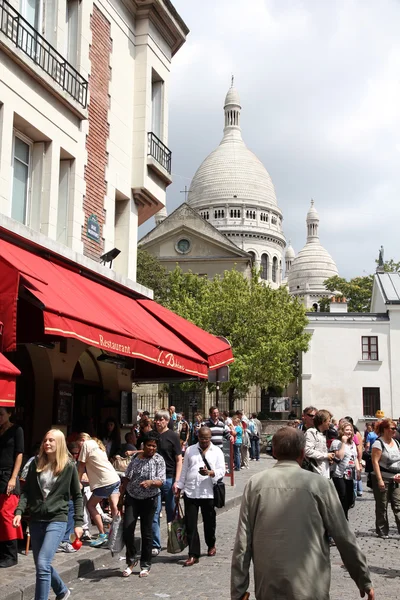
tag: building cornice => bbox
[132,0,189,55]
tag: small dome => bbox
[285,243,295,259]
[224,86,241,107]
[307,199,319,220]
[287,242,338,292]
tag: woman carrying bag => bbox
[330,420,360,519]
[13,429,83,600]
[118,431,165,578]
[0,407,24,568]
[175,426,225,567]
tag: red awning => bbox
[0,239,233,378]
[0,346,20,407]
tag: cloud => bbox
[139,0,400,279]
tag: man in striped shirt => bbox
[203,407,234,447]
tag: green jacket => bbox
[16,459,83,526]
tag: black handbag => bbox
[199,449,226,508]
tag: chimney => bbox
[332,296,348,313]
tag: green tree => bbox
[136,247,169,303]
[162,268,311,405]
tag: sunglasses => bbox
[306,413,316,418]
[389,427,397,431]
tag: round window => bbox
[176,238,191,254]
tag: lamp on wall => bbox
[100,248,121,268]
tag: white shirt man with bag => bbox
[175,426,225,566]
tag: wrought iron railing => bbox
[148,132,172,174]
[0,0,88,108]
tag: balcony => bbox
[0,0,88,109]
[147,132,172,176]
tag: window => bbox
[214,209,224,219]
[271,215,277,225]
[272,256,278,282]
[57,160,72,245]
[261,254,269,280]
[20,0,43,32]
[151,71,163,139]
[363,387,380,416]
[176,238,191,254]
[260,212,268,222]
[12,134,31,224]
[230,209,241,218]
[65,0,79,67]
[362,336,378,360]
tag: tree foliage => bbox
[321,258,400,313]
[136,247,169,303]
[162,266,311,397]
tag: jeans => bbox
[371,473,400,536]
[124,494,158,570]
[233,444,241,470]
[30,521,68,600]
[332,477,355,519]
[152,477,175,550]
[62,500,74,543]
[184,495,216,558]
[250,437,260,460]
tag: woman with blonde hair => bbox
[13,429,83,600]
[371,418,400,538]
[77,433,120,547]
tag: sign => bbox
[292,398,301,408]
[208,365,230,383]
[54,381,73,426]
[222,439,234,486]
[269,397,291,412]
[87,214,100,242]
[120,391,138,426]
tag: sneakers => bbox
[56,590,71,600]
[90,533,108,547]
[57,542,76,553]
[82,530,92,541]
[151,548,160,556]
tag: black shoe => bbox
[0,560,17,568]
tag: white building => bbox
[302,272,400,424]
[286,199,339,309]
[0,0,187,281]
[0,0,189,445]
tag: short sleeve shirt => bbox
[330,440,357,478]
[372,438,400,479]
[158,430,182,478]
[235,426,243,445]
[78,440,119,491]
[125,453,166,499]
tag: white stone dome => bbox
[188,86,279,212]
[285,242,295,259]
[287,200,338,293]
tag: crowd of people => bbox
[0,403,260,599]
[2,400,399,600]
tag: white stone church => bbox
[139,84,338,310]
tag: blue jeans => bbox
[250,437,260,461]
[152,477,175,550]
[62,500,74,543]
[233,444,241,470]
[30,521,68,600]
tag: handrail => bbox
[148,131,172,174]
[0,0,88,108]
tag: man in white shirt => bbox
[176,426,225,566]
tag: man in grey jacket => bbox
[231,427,374,600]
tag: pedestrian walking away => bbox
[13,429,83,600]
[176,426,225,566]
[231,427,374,600]
[118,431,166,578]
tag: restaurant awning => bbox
[0,238,233,379]
[0,321,20,407]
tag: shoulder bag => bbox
[199,448,225,508]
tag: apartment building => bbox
[0,0,197,445]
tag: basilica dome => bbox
[287,200,338,297]
[187,83,285,288]
[188,87,278,210]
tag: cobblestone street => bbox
[63,480,400,600]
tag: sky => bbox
[139,0,400,279]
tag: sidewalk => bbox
[0,456,272,600]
